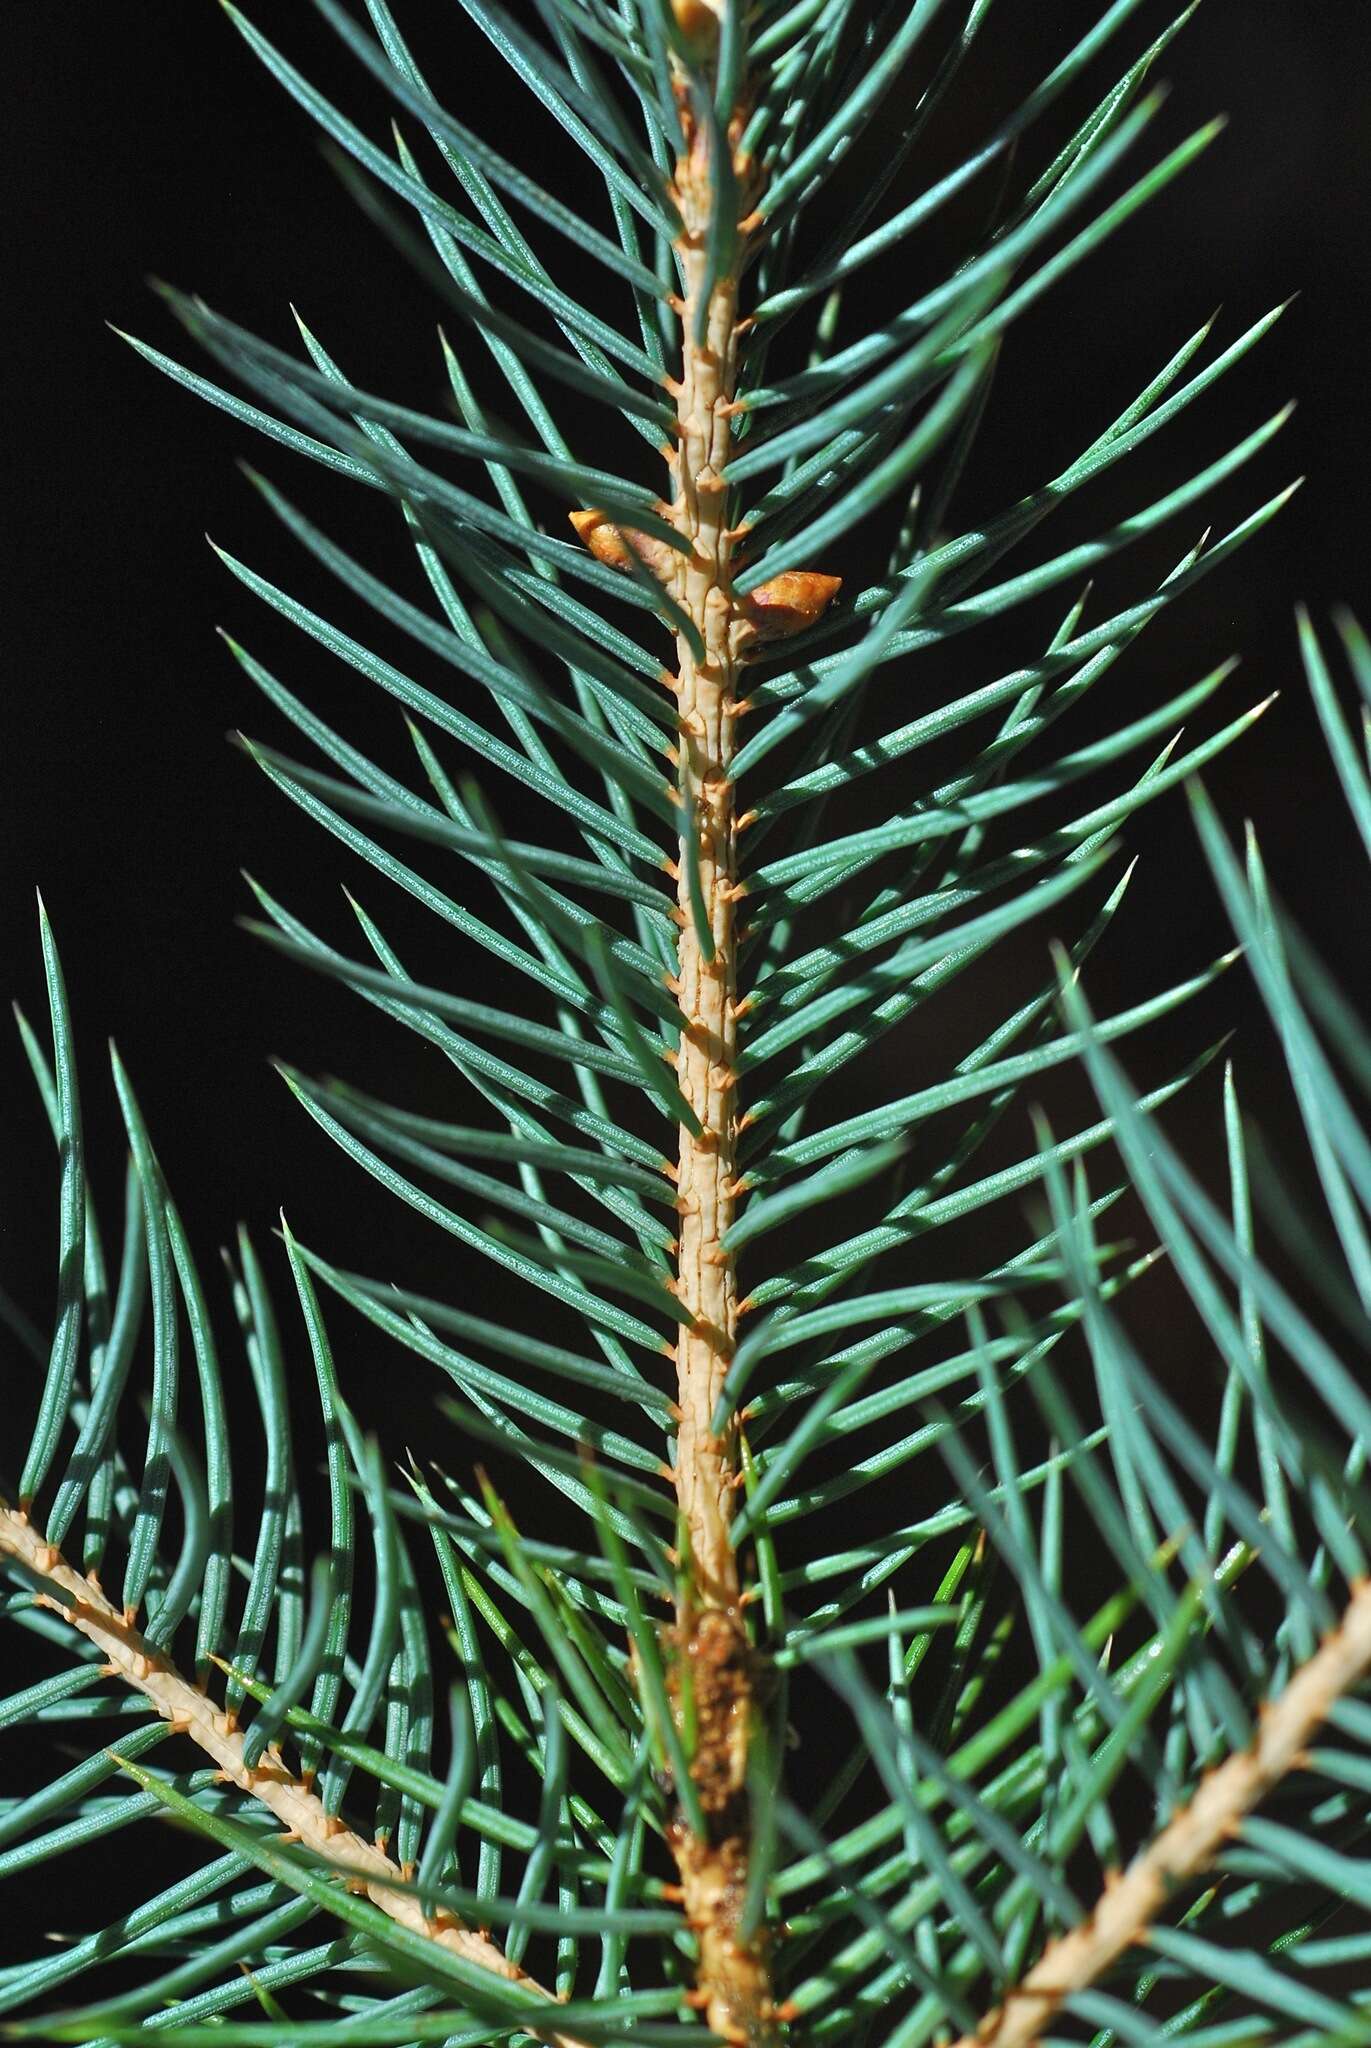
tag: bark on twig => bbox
[661,93,781,2040]
[0,1502,582,2048]
[616,47,831,2039]
[958,1575,1371,2048]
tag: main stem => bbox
[664,98,779,2048]
[670,196,744,1615]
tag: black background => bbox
[3,0,1370,1993]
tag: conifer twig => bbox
[617,23,835,2034]
[0,1500,583,2047]
[957,1575,1371,2048]
[657,73,779,2038]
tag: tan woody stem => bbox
[571,61,839,2023]
[0,1501,581,2046]
[657,78,785,2048]
[958,1574,1371,2048]
[668,161,746,1619]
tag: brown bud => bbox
[569,507,678,586]
[738,570,842,647]
[671,0,720,52]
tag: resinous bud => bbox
[569,507,678,584]
[739,570,843,645]
[671,0,722,56]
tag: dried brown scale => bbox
[664,1606,775,2045]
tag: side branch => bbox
[0,1502,580,2046]
[959,1575,1371,2048]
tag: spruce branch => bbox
[959,1575,1371,2048]
[0,1500,582,2047]
[10,4,1364,2043]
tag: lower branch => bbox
[960,1574,1371,2048]
[0,1501,580,2046]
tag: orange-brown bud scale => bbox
[739,569,843,648]
[671,0,722,49]
[568,505,680,585]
